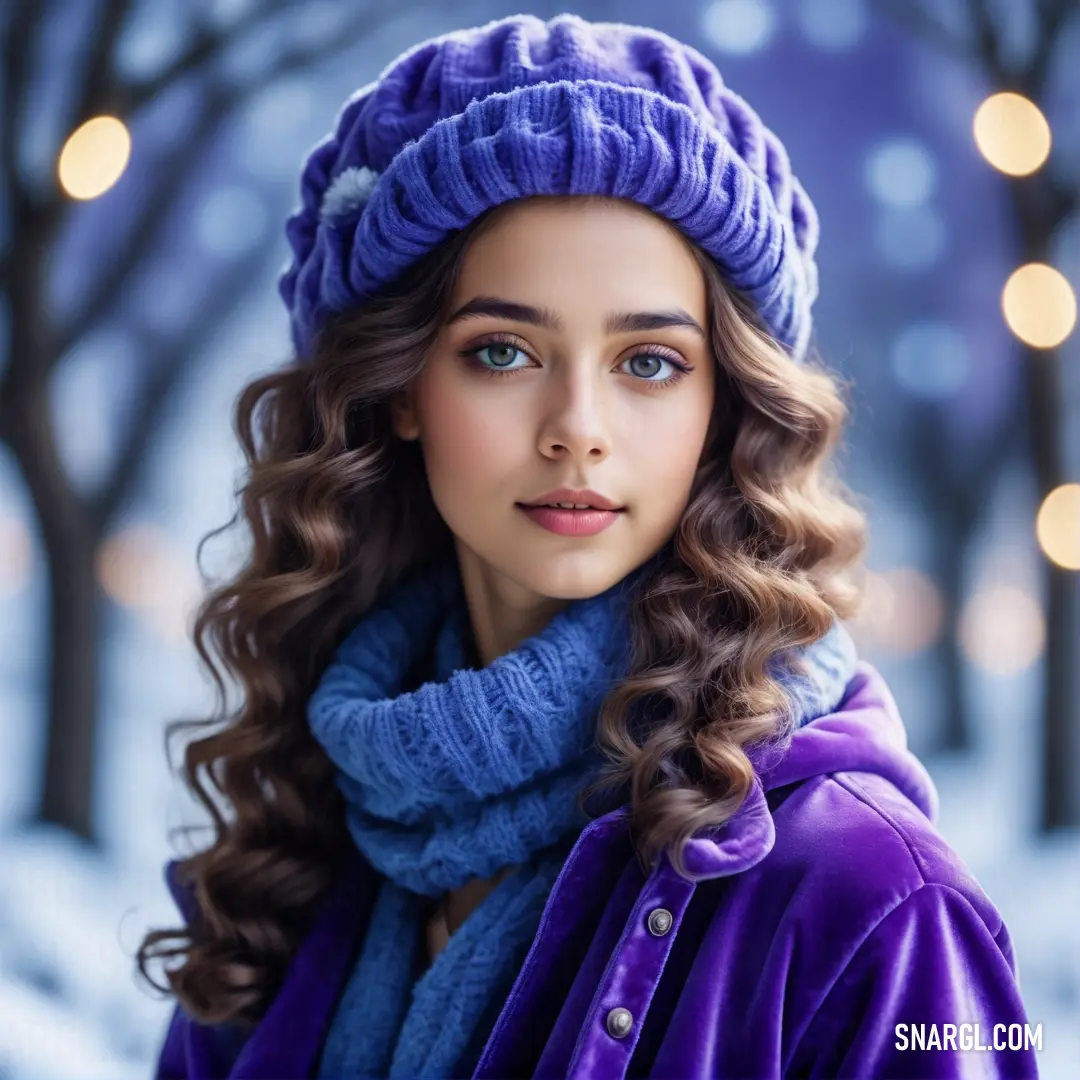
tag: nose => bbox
[537,363,612,462]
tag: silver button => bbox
[647,907,673,936]
[606,1006,634,1038]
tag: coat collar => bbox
[588,660,938,883]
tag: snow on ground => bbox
[931,752,1080,1079]
[0,825,173,1080]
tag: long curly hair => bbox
[135,195,868,1030]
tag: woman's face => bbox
[392,196,717,609]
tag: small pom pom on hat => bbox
[319,165,381,223]
[279,13,820,362]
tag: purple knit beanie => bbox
[278,12,820,363]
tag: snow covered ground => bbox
[0,825,172,1080]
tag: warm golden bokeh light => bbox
[1036,483,1080,570]
[58,115,131,200]
[958,585,1044,675]
[846,566,944,655]
[97,523,201,644]
[973,92,1051,176]
[97,523,169,608]
[0,516,33,597]
[1002,263,1077,348]
[846,569,894,647]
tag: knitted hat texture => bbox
[278,13,820,362]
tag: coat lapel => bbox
[233,855,375,1079]
[166,854,376,1080]
[472,787,778,1078]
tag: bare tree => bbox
[0,0,401,843]
[876,0,1079,830]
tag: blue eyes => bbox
[461,337,694,389]
[474,343,528,370]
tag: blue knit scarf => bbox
[307,556,859,1078]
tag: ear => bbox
[389,386,421,441]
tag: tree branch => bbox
[76,0,137,123]
[904,381,1022,542]
[1027,0,1078,97]
[55,1,402,359]
[118,0,299,115]
[1,0,47,215]
[1047,174,1078,233]
[954,394,1027,536]
[879,0,1079,97]
[91,229,281,531]
[228,3,400,89]
[963,0,1011,84]
[872,0,975,63]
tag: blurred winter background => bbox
[1,0,1078,1076]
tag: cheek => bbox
[626,398,713,496]
[415,372,521,500]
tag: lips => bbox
[515,503,623,537]
[520,487,624,512]
[534,501,605,510]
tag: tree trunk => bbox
[938,525,971,754]
[1012,179,1079,832]
[1042,562,1079,830]
[6,363,103,843]
[40,518,102,841]
[1024,338,1078,831]
[907,404,974,755]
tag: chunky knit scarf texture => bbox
[307,557,859,1078]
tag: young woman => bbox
[139,13,1038,1079]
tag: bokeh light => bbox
[241,77,316,177]
[115,6,185,81]
[1036,484,1080,570]
[958,584,1044,675]
[58,116,131,200]
[847,567,945,655]
[701,0,777,55]
[865,137,938,207]
[890,321,969,399]
[0,516,33,597]
[97,523,171,609]
[874,205,946,271]
[1001,263,1077,348]
[51,329,134,494]
[794,0,867,51]
[129,261,199,336]
[973,92,1052,177]
[96,523,201,644]
[196,186,268,257]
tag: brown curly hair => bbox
[135,195,868,1030]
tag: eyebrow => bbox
[446,295,707,340]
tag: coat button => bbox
[647,907,673,936]
[606,1006,634,1039]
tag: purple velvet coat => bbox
[155,661,1038,1078]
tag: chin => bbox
[513,551,631,602]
